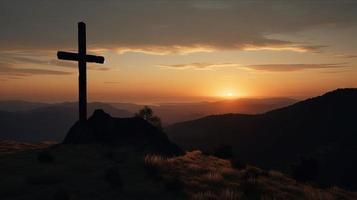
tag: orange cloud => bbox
[245,63,349,72]
[116,45,215,55]
[157,62,239,70]
[242,44,326,53]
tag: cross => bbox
[57,22,105,123]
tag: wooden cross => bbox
[57,22,105,123]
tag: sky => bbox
[0,0,357,103]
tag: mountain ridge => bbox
[166,88,357,189]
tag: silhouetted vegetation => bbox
[144,154,165,179]
[167,88,357,189]
[135,106,162,130]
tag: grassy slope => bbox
[146,151,357,200]
[0,143,356,200]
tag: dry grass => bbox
[145,150,357,200]
[0,140,54,155]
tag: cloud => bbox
[0,62,72,77]
[0,52,111,71]
[242,44,326,53]
[104,81,121,84]
[158,62,239,70]
[334,54,357,59]
[1,1,356,54]
[245,63,349,72]
[159,62,350,72]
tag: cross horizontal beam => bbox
[57,51,105,64]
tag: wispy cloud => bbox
[158,62,350,72]
[0,62,72,77]
[242,44,326,53]
[245,63,349,72]
[104,81,121,84]
[158,62,239,70]
[1,1,356,54]
[0,52,111,72]
[334,54,357,59]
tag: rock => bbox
[63,109,183,156]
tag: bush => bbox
[37,150,55,163]
[105,167,123,188]
[135,106,162,130]
[144,154,166,178]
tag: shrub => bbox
[104,167,123,188]
[144,154,166,176]
[220,189,243,200]
[135,106,162,130]
[37,150,55,163]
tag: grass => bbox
[143,151,357,200]
[0,142,356,200]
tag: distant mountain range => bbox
[166,88,357,189]
[0,97,296,142]
[0,100,50,112]
[110,98,297,125]
[0,102,132,142]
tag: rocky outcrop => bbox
[63,109,183,156]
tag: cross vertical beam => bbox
[78,22,87,123]
[57,22,105,124]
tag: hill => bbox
[166,88,357,190]
[0,100,50,112]
[0,102,132,142]
[0,142,355,199]
[110,98,296,125]
[63,109,183,156]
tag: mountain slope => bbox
[110,98,296,125]
[0,142,356,200]
[0,100,50,112]
[166,88,357,189]
[0,102,132,142]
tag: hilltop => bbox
[166,88,357,189]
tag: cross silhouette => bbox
[57,22,105,123]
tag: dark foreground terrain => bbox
[0,142,356,200]
[167,88,357,190]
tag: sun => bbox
[222,91,236,99]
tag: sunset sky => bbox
[1,0,357,103]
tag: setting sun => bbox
[227,92,233,97]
